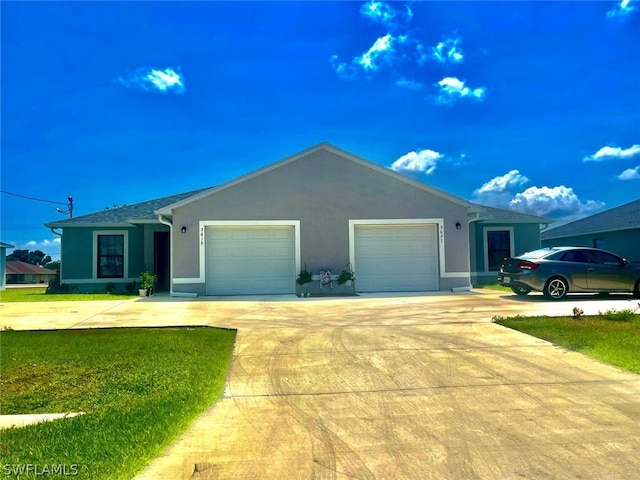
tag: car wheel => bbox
[544,277,568,300]
[633,280,640,299]
[511,285,530,296]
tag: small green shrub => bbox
[337,269,355,285]
[46,275,70,294]
[296,267,313,285]
[139,271,157,290]
[598,308,637,322]
[125,281,138,294]
[105,282,116,294]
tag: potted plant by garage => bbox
[337,268,355,287]
[139,271,157,297]
[296,266,313,297]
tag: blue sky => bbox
[1,1,639,260]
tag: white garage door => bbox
[205,226,295,295]
[354,224,438,292]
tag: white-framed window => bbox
[483,227,514,272]
[93,231,129,280]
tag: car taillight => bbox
[518,261,539,270]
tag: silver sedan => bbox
[497,246,640,300]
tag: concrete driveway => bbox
[2,291,639,479]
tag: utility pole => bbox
[56,196,73,218]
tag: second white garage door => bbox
[205,226,295,295]
[354,224,438,292]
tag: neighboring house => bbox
[541,199,640,263]
[1,241,14,291]
[6,261,57,284]
[45,143,551,296]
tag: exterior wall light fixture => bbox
[455,222,462,230]
[181,226,187,234]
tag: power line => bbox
[1,190,68,206]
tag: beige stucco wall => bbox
[171,149,472,294]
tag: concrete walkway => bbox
[2,291,639,479]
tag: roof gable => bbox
[474,204,553,224]
[541,199,640,239]
[157,143,474,215]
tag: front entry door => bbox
[153,231,170,291]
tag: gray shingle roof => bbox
[541,199,640,240]
[45,187,212,227]
[44,182,553,229]
[474,204,553,224]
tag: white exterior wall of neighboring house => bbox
[0,242,14,291]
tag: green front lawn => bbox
[0,287,136,302]
[475,283,511,292]
[495,309,640,373]
[0,327,236,479]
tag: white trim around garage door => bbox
[348,219,469,281]
[173,220,301,285]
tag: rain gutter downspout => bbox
[157,214,174,295]
[49,228,63,283]
[455,210,481,292]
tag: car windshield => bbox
[519,247,562,259]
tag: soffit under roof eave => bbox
[475,218,555,224]
[44,222,138,229]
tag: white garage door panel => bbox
[206,227,294,295]
[355,225,438,292]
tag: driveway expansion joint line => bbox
[229,378,639,399]
[66,300,134,329]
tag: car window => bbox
[583,250,623,265]
[560,250,590,263]
[520,248,561,259]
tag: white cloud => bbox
[475,170,530,195]
[432,38,464,64]
[390,149,443,174]
[356,34,396,71]
[510,186,604,217]
[360,0,412,30]
[329,55,358,80]
[395,78,424,90]
[473,171,604,221]
[116,67,185,94]
[435,77,485,104]
[18,238,61,258]
[583,144,640,162]
[618,166,640,180]
[361,0,396,25]
[26,238,61,248]
[473,170,529,206]
[607,0,637,20]
[331,34,403,78]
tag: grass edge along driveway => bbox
[0,327,236,480]
[494,308,640,373]
[0,287,137,303]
